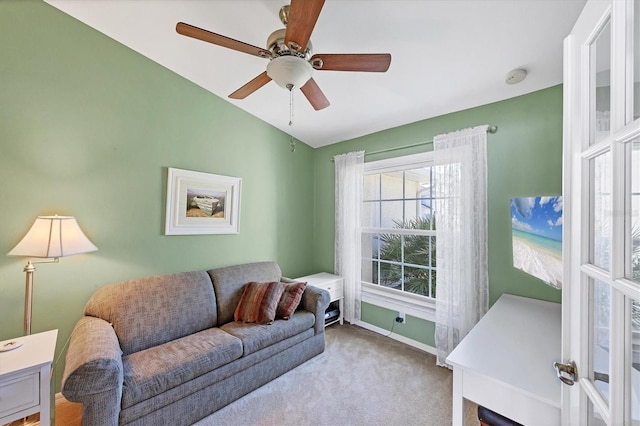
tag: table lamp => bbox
[7,215,97,335]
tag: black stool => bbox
[478,405,523,426]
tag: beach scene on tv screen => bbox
[511,196,563,289]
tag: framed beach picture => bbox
[511,196,563,289]
[165,167,241,235]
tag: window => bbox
[361,152,438,319]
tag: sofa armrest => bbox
[62,316,124,426]
[301,285,331,334]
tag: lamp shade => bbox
[8,216,97,258]
[266,55,313,89]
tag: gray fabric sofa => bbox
[61,261,330,426]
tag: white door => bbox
[563,0,640,424]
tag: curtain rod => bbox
[330,125,498,162]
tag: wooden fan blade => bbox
[284,0,325,52]
[176,22,271,58]
[229,72,272,99]
[300,78,330,111]
[310,54,391,72]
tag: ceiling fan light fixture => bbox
[176,0,390,111]
[267,56,312,90]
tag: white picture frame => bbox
[165,167,241,235]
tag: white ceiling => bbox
[45,0,586,148]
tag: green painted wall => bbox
[313,86,564,347]
[0,1,317,390]
[361,304,436,345]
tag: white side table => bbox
[295,273,344,326]
[0,329,58,426]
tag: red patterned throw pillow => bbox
[277,282,307,320]
[234,281,285,324]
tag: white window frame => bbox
[361,151,439,322]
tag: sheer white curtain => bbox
[334,151,365,324]
[433,125,489,368]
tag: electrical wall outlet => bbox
[395,312,405,323]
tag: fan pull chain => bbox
[286,85,296,152]
[288,87,294,127]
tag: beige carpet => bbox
[195,324,477,426]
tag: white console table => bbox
[446,294,561,425]
[295,272,344,326]
[0,329,58,426]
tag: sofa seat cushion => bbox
[121,327,242,408]
[220,310,315,356]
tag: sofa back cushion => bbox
[208,261,282,326]
[85,271,217,355]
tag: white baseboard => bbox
[354,320,437,356]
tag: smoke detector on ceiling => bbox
[505,68,527,85]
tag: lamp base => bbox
[22,258,58,336]
[24,261,35,336]
[0,339,23,352]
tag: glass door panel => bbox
[592,279,611,404]
[634,0,640,122]
[592,152,613,270]
[588,399,608,426]
[592,19,612,144]
[629,139,640,282]
[631,299,640,424]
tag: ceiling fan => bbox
[176,0,391,111]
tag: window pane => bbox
[591,152,612,270]
[404,199,424,225]
[381,171,404,200]
[363,174,380,202]
[404,173,422,200]
[405,166,432,196]
[417,192,435,221]
[591,279,610,405]
[378,261,402,290]
[404,265,435,298]
[362,201,380,228]
[379,201,406,228]
[362,258,378,285]
[378,232,404,291]
[378,233,402,265]
[360,232,380,284]
[592,19,611,144]
[403,233,432,266]
[361,233,377,284]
